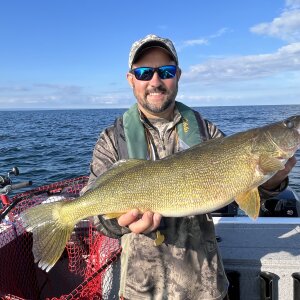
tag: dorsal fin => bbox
[90,159,146,190]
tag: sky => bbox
[0,0,300,109]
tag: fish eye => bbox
[283,119,294,129]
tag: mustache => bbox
[146,86,167,95]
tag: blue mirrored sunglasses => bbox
[130,65,177,81]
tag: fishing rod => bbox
[0,166,32,221]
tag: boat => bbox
[0,168,300,299]
[213,187,300,300]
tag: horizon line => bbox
[1,103,299,112]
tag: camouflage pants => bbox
[120,295,230,300]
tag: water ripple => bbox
[0,106,299,195]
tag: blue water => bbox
[0,105,299,195]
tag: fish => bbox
[20,115,300,272]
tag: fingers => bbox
[275,155,297,179]
[118,209,139,227]
[143,213,162,234]
[262,155,297,190]
[128,211,154,234]
[117,209,162,234]
[285,155,297,173]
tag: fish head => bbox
[254,115,300,161]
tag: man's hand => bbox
[118,209,162,234]
[261,155,297,190]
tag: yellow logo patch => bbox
[183,118,189,133]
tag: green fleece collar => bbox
[123,101,202,159]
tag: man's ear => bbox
[127,73,134,88]
[177,67,182,81]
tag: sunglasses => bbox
[130,65,177,81]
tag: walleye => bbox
[20,116,300,271]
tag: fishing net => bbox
[0,176,121,299]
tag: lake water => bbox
[0,105,299,195]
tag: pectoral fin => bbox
[235,188,261,219]
[259,155,285,174]
[154,230,165,246]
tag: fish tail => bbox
[20,201,75,272]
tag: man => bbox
[83,34,296,299]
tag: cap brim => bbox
[132,41,177,66]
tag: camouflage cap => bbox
[128,34,178,69]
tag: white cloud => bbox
[182,42,300,84]
[209,27,230,39]
[182,39,208,47]
[250,4,300,42]
[0,83,135,108]
[0,86,30,92]
[177,94,218,103]
[88,92,132,106]
[34,83,83,95]
[177,28,229,51]
[286,0,300,9]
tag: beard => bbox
[142,97,174,114]
[133,83,178,115]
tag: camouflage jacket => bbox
[82,107,287,300]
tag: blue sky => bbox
[0,0,300,109]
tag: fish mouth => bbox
[276,144,299,159]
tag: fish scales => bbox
[19,115,300,271]
[63,130,271,219]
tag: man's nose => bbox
[149,71,162,87]
[149,71,163,86]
